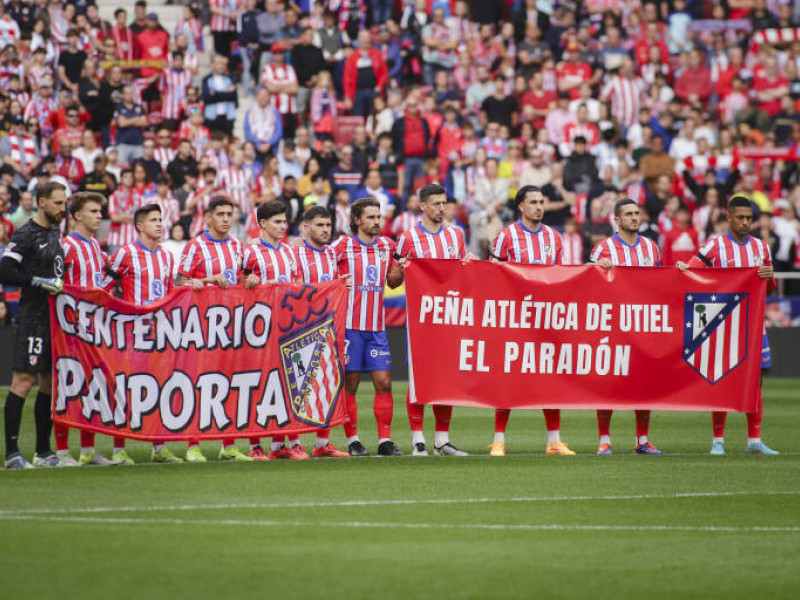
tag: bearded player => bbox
[677,196,779,455]
[0,182,67,469]
[242,200,309,460]
[489,185,576,457]
[57,192,118,466]
[106,204,183,464]
[591,198,662,456]
[396,183,469,457]
[331,197,405,456]
[292,205,351,457]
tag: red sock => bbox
[433,405,452,432]
[343,394,358,437]
[635,410,651,438]
[373,392,393,439]
[316,429,330,442]
[495,409,511,434]
[542,409,560,431]
[597,410,613,437]
[188,438,199,447]
[747,388,763,438]
[288,435,299,444]
[113,437,126,451]
[712,412,727,437]
[54,423,69,452]
[406,388,424,432]
[80,430,95,449]
[248,438,260,447]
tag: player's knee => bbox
[11,372,36,397]
[373,373,392,394]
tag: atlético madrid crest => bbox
[279,314,343,427]
[683,293,749,385]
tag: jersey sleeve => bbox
[242,247,256,275]
[553,231,564,265]
[589,241,609,263]
[651,241,662,267]
[178,241,200,278]
[106,246,129,279]
[456,228,467,258]
[395,232,410,258]
[2,227,31,263]
[691,239,718,268]
[491,230,508,262]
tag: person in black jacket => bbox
[202,55,238,135]
[682,155,740,208]
[563,136,599,195]
[291,27,326,126]
[239,0,261,96]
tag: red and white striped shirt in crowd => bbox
[110,25,136,60]
[391,211,422,237]
[160,67,194,121]
[179,231,243,285]
[243,240,296,283]
[294,242,338,283]
[62,232,111,288]
[209,0,239,32]
[169,51,200,73]
[331,235,396,332]
[692,232,771,269]
[260,62,298,114]
[216,166,255,214]
[493,221,563,265]
[187,184,225,238]
[154,146,177,171]
[334,204,351,236]
[561,231,584,265]
[144,193,180,240]
[255,172,281,199]
[245,209,261,240]
[590,233,661,267]
[562,122,600,152]
[720,92,749,125]
[601,75,645,128]
[204,148,231,171]
[396,222,466,260]
[107,187,140,248]
[24,95,58,127]
[0,62,24,88]
[108,240,174,306]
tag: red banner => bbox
[50,281,348,441]
[406,260,766,411]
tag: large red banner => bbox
[406,260,766,411]
[50,281,348,441]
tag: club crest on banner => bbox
[683,293,749,384]
[279,313,342,427]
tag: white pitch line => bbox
[0,490,798,517]
[0,514,798,533]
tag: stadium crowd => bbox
[0,0,796,466]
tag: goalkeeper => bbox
[0,182,67,469]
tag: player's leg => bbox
[112,434,134,465]
[596,410,613,455]
[4,370,36,469]
[343,330,367,456]
[433,404,467,456]
[633,410,661,455]
[312,427,348,457]
[746,381,779,455]
[490,409,510,456]
[32,371,60,468]
[543,409,575,456]
[407,387,427,454]
[371,369,403,456]
[78,430,114,466]
[710,411,727,455]
[185,436,209,463]
[287,434,309,458]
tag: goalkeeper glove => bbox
[32,276,63,295]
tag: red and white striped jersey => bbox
[107,187,139,248]
[590,233,661,267]
[204,148,231,171]
[243,240,296,283]
[561,231,584,265]
[331,235,396,331]
[160,68,194,120]
[23,95,58,127]
[395,223,466,260]
[260,62,298,114]
[187,185,225,238]
[693,233,772,269]
[154,146,177,171]
[391,211,422,237]
[178,232,243,285]
[334,204,351,235]
[493,221,563,265]
[293,242,338,283]
[108,240,174,306]
[209,0,238,32]
[216,166,255,214]
[562,122,599,151]
[601,75,645,127]
[62,232,111,288]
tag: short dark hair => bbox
[257,200,288,222]
[303,205,332,222]
[68,191,106,216]
[114,8,127,17]
[514,185,543,206]
[728,196,753,211]
[614,198,638,217]
[350,197,380,234]
[37,181,67,202]
[419,183,446,203]
[202,167,217,177]
[206,196,234,214]
[134,203,161,226]
[155,173,171,186]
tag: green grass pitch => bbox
[1,380,799,599]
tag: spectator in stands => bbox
[0,115,39,189]
[74,129,101,174]
[261,43,299,139]
[55,139,85,192]
[78,155,116,199]
[209,0,240,58]
[291,26,325,126]
[353,168,394,219]
[8,190,34,229]
[674,49,712,106]
[202,54,237,136]
[343,29,388,117]
[96,65,123,148]
[256,0,286,74]
[137,139,162,182]
[640,134,675,192]
[244,86,283,162]
[328,144,362,200]
[113,86,146,166]
[57,29,86,97]
[563,136,599,196]
[392,93,430,207]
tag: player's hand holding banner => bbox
[406,260,766,411]
[49,281,348,441]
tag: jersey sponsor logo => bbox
[319,273,332,282]
[53,255,64,278]
[38,243,48,249]
[152,279,164,299]
[447,244,455,254]
[683,293,749,385]
[93,272,105,287]
[365,265,379,284]
[378,249,389,260]
[277,274,289,283]
[223,268,237,285]
[279,313,343,428]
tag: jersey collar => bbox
[203,230,230,244]
[259,238,282,250]
[304,240,327,253]
[353,234,378,247]
[613,232,641,248]
[135,239,159,254]
[417,222,443,236]
[69,231,93,244]
[725,231,751,246]
[517,219,543,235]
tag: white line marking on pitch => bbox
[0,490,798,517]
[0,514,798,533]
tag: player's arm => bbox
[176,244,206,290]
[0,245,62,294]
[589,242,613,269]
[242,249,260,289]
[387,243,404,288]
[489,231,508,262]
